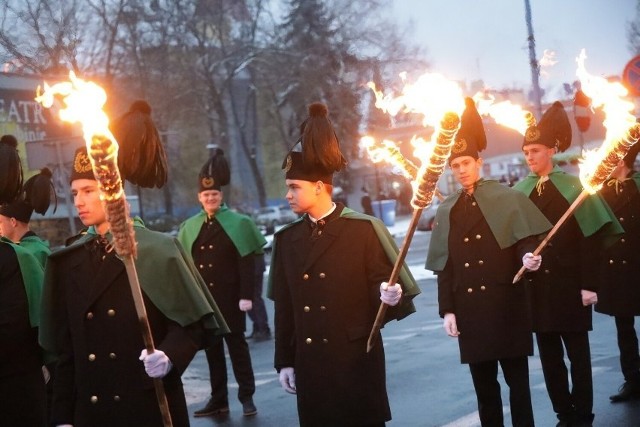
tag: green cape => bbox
[426,179,552,272]
[1,236,50,327]
[266,207,421,321]
[178,204,267,258]
[40,219,229,354]
[514,165,623,241]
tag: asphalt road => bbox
[184,226,640,427]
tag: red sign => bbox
[622,55,640,96]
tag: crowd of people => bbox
[0,96,638,427]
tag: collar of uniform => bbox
[308,202,337,223]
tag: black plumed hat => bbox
[523,101,572,152]
[0,168,56,223]
[0,134,23,204]
[282,102,347,184]
[449,97,487,162]
[198,148,230,192]
[109,100,168,188]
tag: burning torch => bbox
[364,73,464,352]
[36,73,173,427]
[512,50,640,283]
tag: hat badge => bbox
[201,176,215,189]
[284,154,293,173]
[452,138,467,154]
[74,151,92,174]
[525,127,541,142]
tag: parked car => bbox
[253,206,298,234]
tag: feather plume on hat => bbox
[109,100,168,188]
[0,134,23,204]
[282,102,347,183]
[0,167,56,223]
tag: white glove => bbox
[42,365,51,384]
[139,349,173,378]
[522,252,542,271]
[279,367,296,394]
[380,282,403,306]
[239,299,253,312]
[443,313,460,337]
[581,289,598,306]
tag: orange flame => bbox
[36,72,121,200]
[576,49,638,193]
[361,71,463,209]
[473,92,534,135]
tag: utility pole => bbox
[524,0,543,118]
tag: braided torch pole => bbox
[512,123,640,284]
[366,112,460,353]
[89,135,173,427]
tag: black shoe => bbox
[242,399,257,416]
[252,330,272,341]
[194,398,229,417]
[610,381,640,402]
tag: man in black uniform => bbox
[40,104,228,427]
[0,167,55,427]
[514,101,622,427]
[178,149,266,418]
[268,102,420,427]
[426,98,552,427]
[595,143,640,402]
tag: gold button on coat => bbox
[480,285,486,291]
[323,339,328,344]
[109,353,117,359]
[463,237,469,242]
[621,238,626,243]
[464,262,469,268]
[88,354,96,361]
[90,396,98,404]
[86,312,94,320]
[107,309,116,317]
[303,306,310,312]
[478,260,484,265]
[319,272,326,279]
[200,245,205,250]
[305,338,312,344]
[467,288,473,293]
[114,395,121,402]
[303,274,309,280]
[320,306,326,311]
[610,259,614,264]
[475,234,481,240]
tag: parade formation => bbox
[1,29,640,427]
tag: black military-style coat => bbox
[272,205,396,427]
[596,175,640,316]
[191,218,255,333]
[437,192,535,364]
[0,243,46,427]
[525,181,596,332]
[48,239,202,427]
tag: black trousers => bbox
[247,257,270,333]
[468,356,534,427]
[205,332,256,404]
[614,316,640,382]
[536,331,593,419]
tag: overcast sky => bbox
[391,0,637,100]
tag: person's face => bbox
[285,179,318,214]
[0,214,14,240]
[522,144,555,176]
[198,189,223,215]
[71,179,107,228]
[450,156,482,190]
